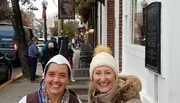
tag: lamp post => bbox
[42,0,48,42]
[141,0,147,45]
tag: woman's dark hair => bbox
[45,62,71,79]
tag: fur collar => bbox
[88,75,142,103]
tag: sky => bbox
[33,0,58,19]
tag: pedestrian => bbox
[19,54,82,103]
[68,45,74,68]
[50,37,58,54]
[39,37,58,72]
[88,45,142,103]
[28,36,41,83]
[72,38,75,48]
[47,42,56,59]
[39,41,50,72]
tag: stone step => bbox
[78,94,88,103]
[79,63,90,69]
[70,77,90,85]
[82,100,88,103]
[67,85,88,95]
[73,69,90,77]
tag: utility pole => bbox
[61,19,64,36]
[42,0,48,42]
[58,19,60,36]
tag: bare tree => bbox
[11,0,37,79]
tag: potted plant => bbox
[75,0,95,23]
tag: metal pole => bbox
[61,19,64,36]
[58,19,61,36]
[44,7,47,42]
[142,7,146,45]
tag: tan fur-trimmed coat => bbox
[88,75,142,103]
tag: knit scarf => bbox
[41,87,70,103]
[93,84,118,103]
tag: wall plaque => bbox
[145,2,161,74]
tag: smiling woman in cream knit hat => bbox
[90,45,119,80]
[88,45,142,103]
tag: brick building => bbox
[95,0,122,71]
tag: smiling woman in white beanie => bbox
[19,54,82,103]
[88,45,142,103]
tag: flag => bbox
[42,7,46,19]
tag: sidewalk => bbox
[0,48,81,103]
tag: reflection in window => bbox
[132,0,145,46]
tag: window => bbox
[132,0,145,46]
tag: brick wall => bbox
[107,0,115,54]
[119,0,123,71]
[107,0,122,71]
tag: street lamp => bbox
[141,0,147,45]
[42,0,48,42]
[141,0,148,8]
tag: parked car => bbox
[0,23,34,64]
[37,38,45,52]
[0,51,12,83]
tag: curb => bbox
[0,73,23,90]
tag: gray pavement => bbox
[0,48,81,103]
[72,48,80,76]
[11,66,22,79]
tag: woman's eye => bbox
[48,73,54,76]
[95,72,101,75]
[106,72,111,74]
[60,75,66,78]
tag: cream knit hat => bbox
[89,52,119,80]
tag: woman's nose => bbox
[99,74,106,82]
[53,75,60,82]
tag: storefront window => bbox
[132,0,145,46]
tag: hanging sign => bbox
[58,0,75,19]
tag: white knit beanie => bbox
[89,52,119,80]
[43,54,74,81]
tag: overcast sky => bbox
[33,0,58,19]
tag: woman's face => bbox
[93,66,116,93]
[34,39,38,44]
[45,63,70,96]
